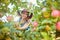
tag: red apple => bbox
[51,10,60,17]
[33,21,38,27]
[59,10,60,14]
[7,16,13,22]
[45,25,51,31]
[56,21,60,31]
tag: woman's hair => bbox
[17,9,33,19]
[17,10,21,16]
[27,13,33,19]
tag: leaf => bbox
[41,32,49,40]
[41,19,52,25]
[0,21,4,29]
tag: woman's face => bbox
[21,12,28,19]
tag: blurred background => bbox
[0,0,60,40]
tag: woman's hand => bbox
[15,20,30,30]
[16,26,25,30]
[20,21,30,30]
[14,22,19,27]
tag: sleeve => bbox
[14,16,20,22]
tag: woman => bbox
[15,9,33,30]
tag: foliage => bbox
[0,0,60,40]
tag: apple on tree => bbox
[31,21,38,31]
[7,15,13,22]
[45,25,51,31]
[56,21,60,31]
[51,10,60,17]
[33,21,38,27]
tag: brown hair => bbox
[27,13,33,19]
[17,9,33,19]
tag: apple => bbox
[33,21,38,27]
[7,16,13,22]
[45,25,51,31]
[56,21,60,31]
[43,12,50,18]
[42,8,50,18]
[51,10,60,17]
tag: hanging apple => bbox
[1,27,10,34]
[45,25,51,31]
[51,10,60,17]
[33,21,38,27]
[56,21,60,31]
[7,16,13,22]
[43,12,50,18]
[42,7,50,18]
[59,11,60,12]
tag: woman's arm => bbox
[16,21,30,30]
[20,22,30,30]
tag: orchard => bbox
[0,0,60,40]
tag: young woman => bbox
[15,9,33,30]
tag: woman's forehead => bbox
[22,11,29,13]
[22,12,28,15]
[22,9,29,13]
[22,9,28,12]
